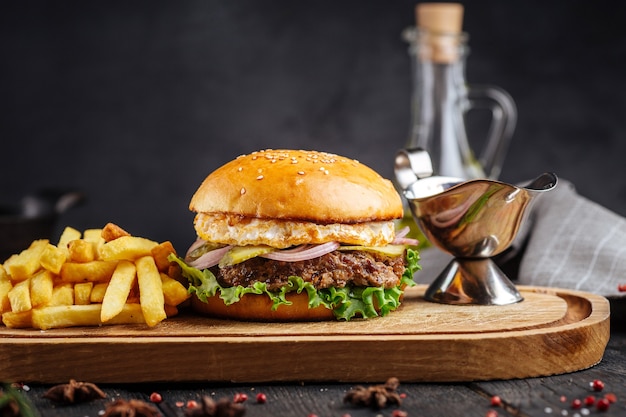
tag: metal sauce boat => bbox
[395,148,558,305]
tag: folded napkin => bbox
[414,180,626,299]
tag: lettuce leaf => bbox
[168,248,420,321]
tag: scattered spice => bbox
[184,396,246,417]
[43,379,106,404]
[343,377,402,410]
[490,395,502,407]
[591,379,605,392]
[255,393,267,404]
[596,398,610,411]
[618,284,626,292]
[584,395,595,406]
[485,410,498,417]
[391,410,408,417]
[149,392,163,403]
[604,393,617,403]
[102,399,160,417]
[571,398,582,409]
[233,393,248,403]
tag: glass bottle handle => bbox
[467,85,517,179]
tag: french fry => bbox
[164,304,178,317]
[67,239,96,263]
[60,260,117,283]
[90,282,109,303]
[2,310,32,329]
[101,261,136,322]
[161,273,190,307]
[136,256,166,327]
[8,279,32,313]
[99,236,158,261]
[74,282,94,305]
[57,226,81,253]
[29,270,54,308]
[0,279,13,313]
[82,228,105,253]
[1,223,186,330]
[31,304,145,330]
[151,241,177,272]
[50,283,74,306]
[4,239,48,281]
[101,223,130,242]
[39,243,67,275]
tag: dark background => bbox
[2,0,625,253]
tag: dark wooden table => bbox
[13,305,626,417]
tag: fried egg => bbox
[194,212,396,248]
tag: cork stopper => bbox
[416,3,464,34]
[415,3,465,63]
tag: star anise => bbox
[102,399,161,417]
[185,396,246,417]
[43,379,107,404]
[343,377,402,410]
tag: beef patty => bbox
[214,250,406,291]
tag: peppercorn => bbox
[596,398,610,411]
[592,379,605,392]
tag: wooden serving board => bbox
[0,285,610,384]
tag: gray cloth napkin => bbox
[414,180,626,299]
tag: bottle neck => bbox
[405,28,483,179]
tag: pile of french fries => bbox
[0,223,189,330]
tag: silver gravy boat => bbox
[395,148,558,305]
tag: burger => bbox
[170,149,420,321]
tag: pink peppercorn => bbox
[490,396,502,407]
[233,392,248,403]
[256,393,267,404]
[149,392,162,403]
[571,398,582,409]
[584,395,596,406]
[592,379,605,392]
[596,398,610,411]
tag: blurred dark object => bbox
[0,188,85,262]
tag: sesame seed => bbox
[319,167,325,171]
[240,187,246,195]
[291,160,298,164]
[252,156,258,160]
[237,167,243,172]
[324,169,329,175]
[256,175,264,180]
[298,171,305,175]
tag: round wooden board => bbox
[0,286,611,383]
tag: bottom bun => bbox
[191,292,336,321]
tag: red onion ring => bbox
[392,237,420,246]
[185,237,207,258]
[260,241,340,262]
[394,226,410,240]
[188,245,232,269]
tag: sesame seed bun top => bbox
[189,149,403,224]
